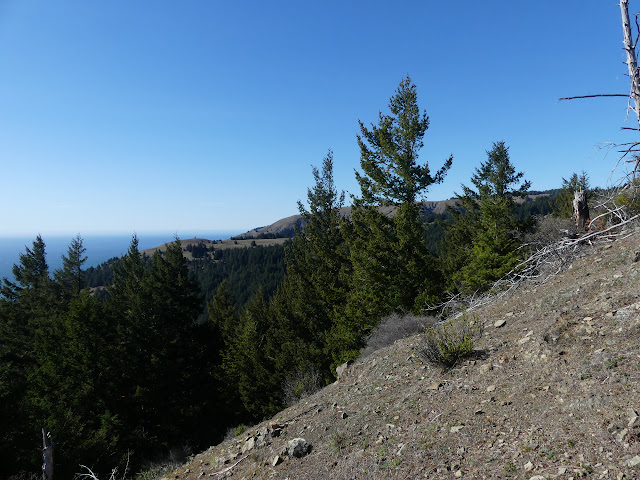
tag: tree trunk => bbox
[42,429,53,480]
[620,0,640,174]
[573,189,590,232]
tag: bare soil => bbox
[165,227,640,479]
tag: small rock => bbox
[524,461,534,471]
[615,428,629,443]
[336,360,354,380]
[457,447,466,454]
[454,470,463,478]
[479,364,492,374]
[396,443,406,455]
[339,411,348,419]
[518,336,531,345]
[272,455,283,466]
[529,476,545,480]
[474,409,484,415]
[629,409,639,427]
[241,437,256,453]
[287,438,312,458]
[557,466,567,474]
[494,319,507,328]
[450,425,464,433]
[487,385,496,392]
[626,455,640,467]
[428,381,442,390]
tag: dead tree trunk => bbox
[573,189,590,232]
[42,428,53,480]
[620,0,640,174]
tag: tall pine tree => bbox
[341,76,452,356]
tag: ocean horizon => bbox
[0,231,243,282]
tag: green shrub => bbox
[418,317,478,368]
[614,180,640,217]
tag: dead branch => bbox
[431,213,640,321]
[210,454,250,476]
[559,94,629,100]
[78,453,129,480]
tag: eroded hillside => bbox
[166,228,640,479]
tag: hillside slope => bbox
[166,228,640,479]
[237,201,458,238]
[237,194,550,239]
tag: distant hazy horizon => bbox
[0,231,243,282]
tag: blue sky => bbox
[0,0,636,236]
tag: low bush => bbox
[281,366,324,406]
[359,313,435,359]
[418,316,478,369]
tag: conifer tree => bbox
[1,235,50,302]
[446,141,530,292]
[340,76,452,357]
[143,239,207,445]
[207,280,245,423]
[279,151,350,370]
[31,293,124,478]
[54,234,88,303]
[222,289,282,419]
[0,236,52,476]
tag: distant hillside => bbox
[140,237,289,260]
[237,194,552,239]
[236,200,458,239]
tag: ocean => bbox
[0,231,242,282]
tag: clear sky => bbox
[0,0,636,236]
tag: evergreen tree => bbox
[355,76,452,206]
[222,289,282,419]
[446,141,530,292]
[207,280,245,423]
[143,239,207,447]
[280,151,351,370]
[1,235,50,302]
[30,293,124,478]
[107,237,212,454]
[0,236,52,477]
[54,234,88,303]
[341,76,452,356]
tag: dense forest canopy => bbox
[0,77,597,479]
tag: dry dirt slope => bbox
[168,228,640,480]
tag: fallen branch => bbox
[210,454,249,476]
[431,213,640,320]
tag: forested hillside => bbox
[0,77,608,479]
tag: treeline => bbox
[86,243,287,311]
[1,76,586,479]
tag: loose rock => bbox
[287,438,312,458]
